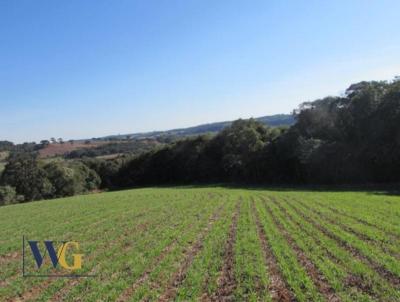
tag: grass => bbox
[0,187,399,301]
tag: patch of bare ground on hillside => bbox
[250,200,296,302]
[269,198,378,297]
[38,142,107,158]
[157,204,226,302]
[0,251,19,265]
[206,202,241,302]
[285,200,400,288]
[263,197,341,302]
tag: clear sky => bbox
[1,0,400,143]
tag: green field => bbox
[0,187,399,301]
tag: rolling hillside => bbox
[101,114,294,140]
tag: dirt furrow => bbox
[250,200,296,302]
[263,198,341,302]
[0,251,19,265]
[0,251,20,273]
[208,202,241,302]
[285,200,400,288]
[157,203,227,302]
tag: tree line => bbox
[115,78,400,186]
[1,78,399,205]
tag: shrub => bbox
[0,186,17,205]
[44,161,101,197]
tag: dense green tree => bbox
[1,153,53,201]
[81,158,121,188]
[44,161,100,197]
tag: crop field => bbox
[0,187,399,301]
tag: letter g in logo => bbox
[57,241,83,270]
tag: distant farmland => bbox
[0,187,399,301]
[38,142,106,158]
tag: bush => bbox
[44,161,101,197]
[1,153,53,201]
[81,158,122,188]
[0,186,17,205]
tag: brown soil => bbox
[0,251,19,265]
[38,142,106,158]
[8,279,53,302]
[250,200,296,302]
[208,202,241,302]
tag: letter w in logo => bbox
[28,241,60,269]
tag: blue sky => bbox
[1,0,400,143]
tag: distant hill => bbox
[102,114,294,140]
